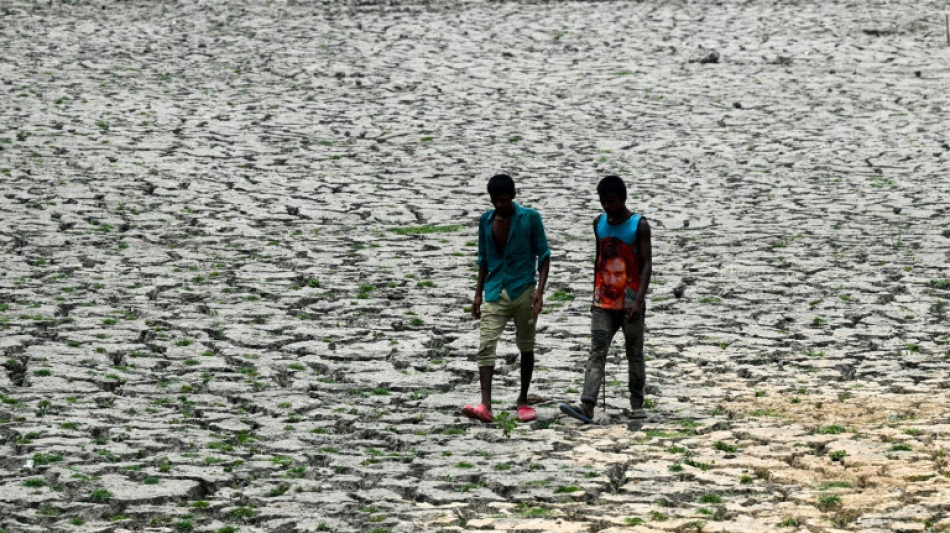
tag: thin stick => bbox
[946,14,949,47]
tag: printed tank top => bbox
[593,212,642,310]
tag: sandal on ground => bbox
[517,405,537,422]
[461,404,493,423]
[558,402,594,424]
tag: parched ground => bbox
[1,0,950,531]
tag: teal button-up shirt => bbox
[477,202,551,302]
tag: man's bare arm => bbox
[472,264,488,319]
[532,256,550,315]
[628,218,652,320]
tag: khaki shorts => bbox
[476,285,537,367]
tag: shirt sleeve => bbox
[531,211,551,269]
[477,214,488,268]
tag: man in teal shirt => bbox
[462,174,551,423]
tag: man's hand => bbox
[626,295,644,321]
[532,291,544,315]
[472,296,482,320]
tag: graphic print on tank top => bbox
[593,213,641,310]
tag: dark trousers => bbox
[581,307,645,409]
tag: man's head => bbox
[488,174,516,216]
[597,175,627,216]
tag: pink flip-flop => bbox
[461,404,494,423]
[517,405,537,422]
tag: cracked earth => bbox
[1,0,950,532]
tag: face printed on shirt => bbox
[602,257,627,299]
[595,237,638,309]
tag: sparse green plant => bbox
[684,458,711,471]
[232,506,255,520]
[90,488,113,501]
[494,410,517,439]
[683,521,706,532]
[391,225,461,236]
[268,483,290,497]
[817,493,842,511]
[550,290,574,301]
[513,503,550,517]
[819,481,852,489]
[679,418,699,429]
[777,517,799,528]
[33,453,64,465]
[713,441,738,453]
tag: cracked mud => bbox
[1,0,949,532]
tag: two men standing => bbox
[462,174,653,425]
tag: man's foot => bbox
[558,402,594,424]
[461,404,493,423]
[516,405,537,422]
[627,407,648,419]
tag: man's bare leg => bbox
[479,365,494,412]
[516,351,534,407]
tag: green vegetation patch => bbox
[390,224,461,235]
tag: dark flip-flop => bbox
[558,402,594,424]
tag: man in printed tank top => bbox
[559,176,653,423]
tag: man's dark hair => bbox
[487,174,516,197]
[597,175,626,199]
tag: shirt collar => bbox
[487,202,524,224]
